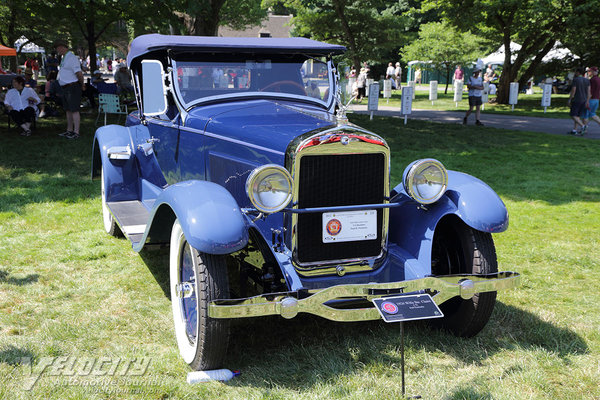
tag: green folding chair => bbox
[96,93,128,126]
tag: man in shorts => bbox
[463,67,484,126]
[567,67,590,136]
[54,39,85,139]
[582,66,600,131]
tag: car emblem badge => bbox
[341,135,350,145]
[326,218,342,236]
[381,301,399,314]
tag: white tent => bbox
[482,42,521,65]
[542,41,579,62]
[14,36,45,54]
[482,41,578,65]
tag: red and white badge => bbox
[325,218,342,236]
[381,301,399,314]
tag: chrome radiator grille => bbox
[295,152,386,264]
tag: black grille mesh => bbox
[296,153,385,264]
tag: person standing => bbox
[567,67,590,136]
[453,64,464,85]
[4,76,39,136]
[54,39,85,139]
[386,62,395,79]
[582,66,600,130]
[356,67,367,103]
[463,67,484,126]
[394,62,402,90]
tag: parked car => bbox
[92,34,520,371]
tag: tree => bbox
[402,22,481,93]
[432,0,593,104]
[148,0,268,36]
[281,0,418,73]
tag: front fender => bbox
[92,125,139,202]
[389,170,508,274]
[137,180,249,255]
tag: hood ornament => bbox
[333,67,356,126]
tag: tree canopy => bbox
[402,21,481,93]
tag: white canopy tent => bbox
[482,42,521,65]
[14,36,46,54]
[482,41,578,65]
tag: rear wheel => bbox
[430,219,498,337]
[170,220,230,370]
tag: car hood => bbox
[185,99,337,154]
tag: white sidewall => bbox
[101,167,113,233]
[170,219,199,364]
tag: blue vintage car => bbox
[92,34,519,371]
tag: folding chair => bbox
[96,93,128,126]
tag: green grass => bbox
[1,112,599,399]
[375,89,571,119]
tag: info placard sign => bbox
[429,80,438,101]
[541,84,552,107]
[453,81,463,103]
[383,79,392,98]
[401,86,413,115]
[367,82,380,111]
[509,82,519,105]
[372,294,444,323]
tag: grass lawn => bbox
[373,89,571,119]
[1,111,599,399]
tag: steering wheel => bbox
[261,80,307,96]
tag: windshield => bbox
[172,54,332,108]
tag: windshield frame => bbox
[169,54,336,111]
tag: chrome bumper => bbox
[208,272,520,322]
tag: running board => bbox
[106,201,149,245]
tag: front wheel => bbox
[170,220,230,370]
[101,166,121,237]
[430,219,498,337]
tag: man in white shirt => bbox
[54,39,85,139]
[463,67,484,126]
[394,62,402,90]
[4,76,39,136]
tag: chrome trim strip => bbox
[208,272,521,321]
[282,202,402,214]
[179,125,286,156]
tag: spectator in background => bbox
[453,64,464,84]
[415,68,422,84]
[23,68,37,89]
[463,67,484,126]
[394,62,402,90]
[567,67,590,135]
[356,67,367,103]
[386,62,395,79]
[4,76,39,136]
[582,66,600,131]
[114,63,134,95]
[32,58,40,80]
[46,53,59,75]
[54,38,85,140]
[348,65,356,78]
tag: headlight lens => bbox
[246,164,293,213]
[403,159,448,204]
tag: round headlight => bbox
[246,164,293,213]
[403,159,448,204]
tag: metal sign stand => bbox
[372,294,443,399]
[400,322,421,399]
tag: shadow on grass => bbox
[0,115,100,214]
[0,345,35,366]
[138,247,170,298]
[0,270,39,285]
[221,302,586,391]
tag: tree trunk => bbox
[517,39,555,90]
[332,0,361,73]
[87,21,97,76]
[445,67,450,94]
[496,32,518,104]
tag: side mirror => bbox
[141,60,168,116]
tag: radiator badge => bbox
[325,218,342,236]
[381,302,399,314]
